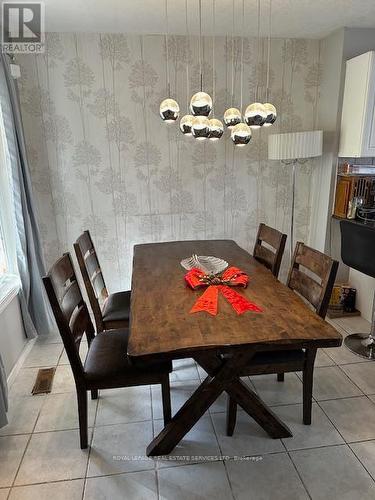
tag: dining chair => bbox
[74,230,130,332]
[253,223,287,278]
[43,253,172,449]
[226,241,338,436]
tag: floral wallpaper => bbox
[17,33,321,290]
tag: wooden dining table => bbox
[128,240,342,456]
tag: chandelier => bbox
[160,0,277,146]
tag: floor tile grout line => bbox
[347,435,375,445]
[280,440,353,454]
[11,467,158,489]
[151,384,164,500]
[82,390,100,500]
[315,397,353,445]
[312,396,375,484]
[280,438,313,500]
[7,478,85,493]
[336,362,371,396]
[348,442,375,484]
[311,393,370,404]
[149,384,159,476]
[205,396,236,500]
[8,426,34,490]
[8,346,63,492]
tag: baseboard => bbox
[7,337,36,388]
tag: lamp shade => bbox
[268,131,323,160]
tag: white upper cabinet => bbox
[339,51,375,158]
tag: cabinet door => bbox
[362,52,375,156]
[339,51,375,158]
[333,177,352,218]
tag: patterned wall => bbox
[18,33,321,290]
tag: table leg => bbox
[146,350,291,457]
[147,371,229,456]
[197,353,292,440]
[226,378,292,438]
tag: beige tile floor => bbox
[2,317,375,499]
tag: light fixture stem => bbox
[240,0,244,112]
[231,0,234,106]
[212,0,215,115]
[256,0,260,101]
[165,0,170,97]
[199,0,203,91]
[266,0,272,101]
[185,0,190,111]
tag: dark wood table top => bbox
[128,240,342,360]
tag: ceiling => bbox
[11,0,375,38]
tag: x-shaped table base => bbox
[146,349,292,456]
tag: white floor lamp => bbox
[268,131,323,257]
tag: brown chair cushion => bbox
[102,291,131,323]
[84,329,172,385]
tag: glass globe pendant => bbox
[208,119,224,141]
[191,116,210,140]
[244,102,267,128]
[231,123,252,146]
[263,102,277,127]
[179,114,194,135]
[160,98,180,122]
[223,108,242,128]
[190,92,213,117]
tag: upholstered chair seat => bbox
[102,291,131,324]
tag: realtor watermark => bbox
[112,455,264,462]
[2,2,45,53]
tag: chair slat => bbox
[253,223,287,278]
[288,268,322,310]
[294,244,332,280]
[61,280,83,324]
[76,231,93,258]
[258,223,284,249]
[70,304,90,345]
[50,254,75,291]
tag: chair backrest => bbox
[43,253,95,382]
[253,223,287,278]
[287,242,339,318]
[340,219,375,278]
[74,230,108,332]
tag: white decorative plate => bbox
[180,254,228,275]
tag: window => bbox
[0,232,7,276]
[0,101,19,302]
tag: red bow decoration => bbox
[185,266,263,316]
